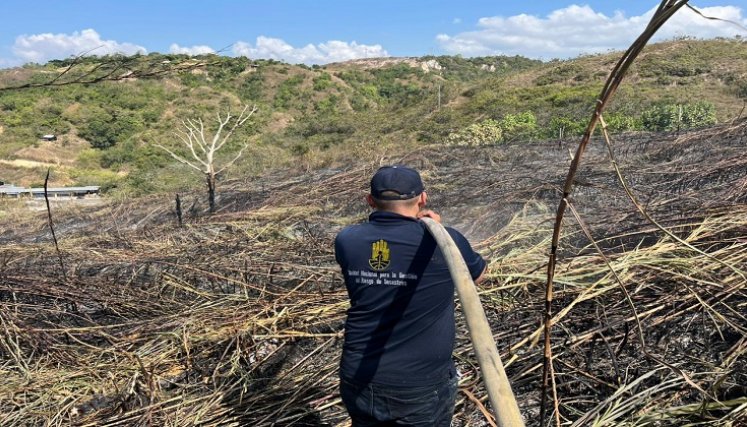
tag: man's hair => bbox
[372,191,419,211]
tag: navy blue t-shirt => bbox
[334,211,486,386]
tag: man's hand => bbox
[417,209,441,223]
[474,265,487,285]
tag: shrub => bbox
[371,63,418,80]
[377,82,423,106]
[239,71,264,100]
[76,149,104,169]
[499,112,538,141]
[349,94,369,112]
[418,108,466,143]
[314,95,339,114]
[336,70,369,85]
[291,114,356,138]
[638,52,711,78]
[205,56,251,80]
[179,72,206,88]
[100,139,139,168]
[68,167,122,192]
[736,81,747,99]
[548,116,587,138]
[446,119,502,146]
[603,112,639,133]
[641,102,716,132]
[535,63,583,86]
[359,84,379,99]
[312,73,333,91]
[273,75,305,109]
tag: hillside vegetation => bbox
[1,37,745,195]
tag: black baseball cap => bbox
[370,165,424,200]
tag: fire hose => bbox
[421,217,525,427]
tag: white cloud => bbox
[233,36,388,64]
[169,43,215,56]
[11,29,146,64]
[0,57,20,69]
[437,4,747,59]
[453,18,462,24]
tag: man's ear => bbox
[418,192,428,208]
[366,194,377,209]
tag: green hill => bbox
[1,37,747,426]
[1,37,745,194]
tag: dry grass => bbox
[1,119,745,426]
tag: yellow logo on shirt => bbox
[369,239,391,271]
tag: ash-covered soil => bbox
[1,121,746,426]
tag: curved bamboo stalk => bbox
[421,217,524,427]
[540,1,691,424]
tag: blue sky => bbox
[1,1,745,67]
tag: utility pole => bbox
[437,83,441,110]
[437,68,444,111]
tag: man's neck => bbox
[375,208,418,219]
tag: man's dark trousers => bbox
[339,372,458,426]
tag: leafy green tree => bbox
[78,108,142,149]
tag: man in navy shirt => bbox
[335,166,486,426]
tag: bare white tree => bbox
[156,104,257,213]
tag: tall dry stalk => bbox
[43,168,67,283]
[540,1,692,424]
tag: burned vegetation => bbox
[1,119,746,426]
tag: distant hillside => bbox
[0,38,745,194]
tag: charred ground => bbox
[1,121,746,425]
